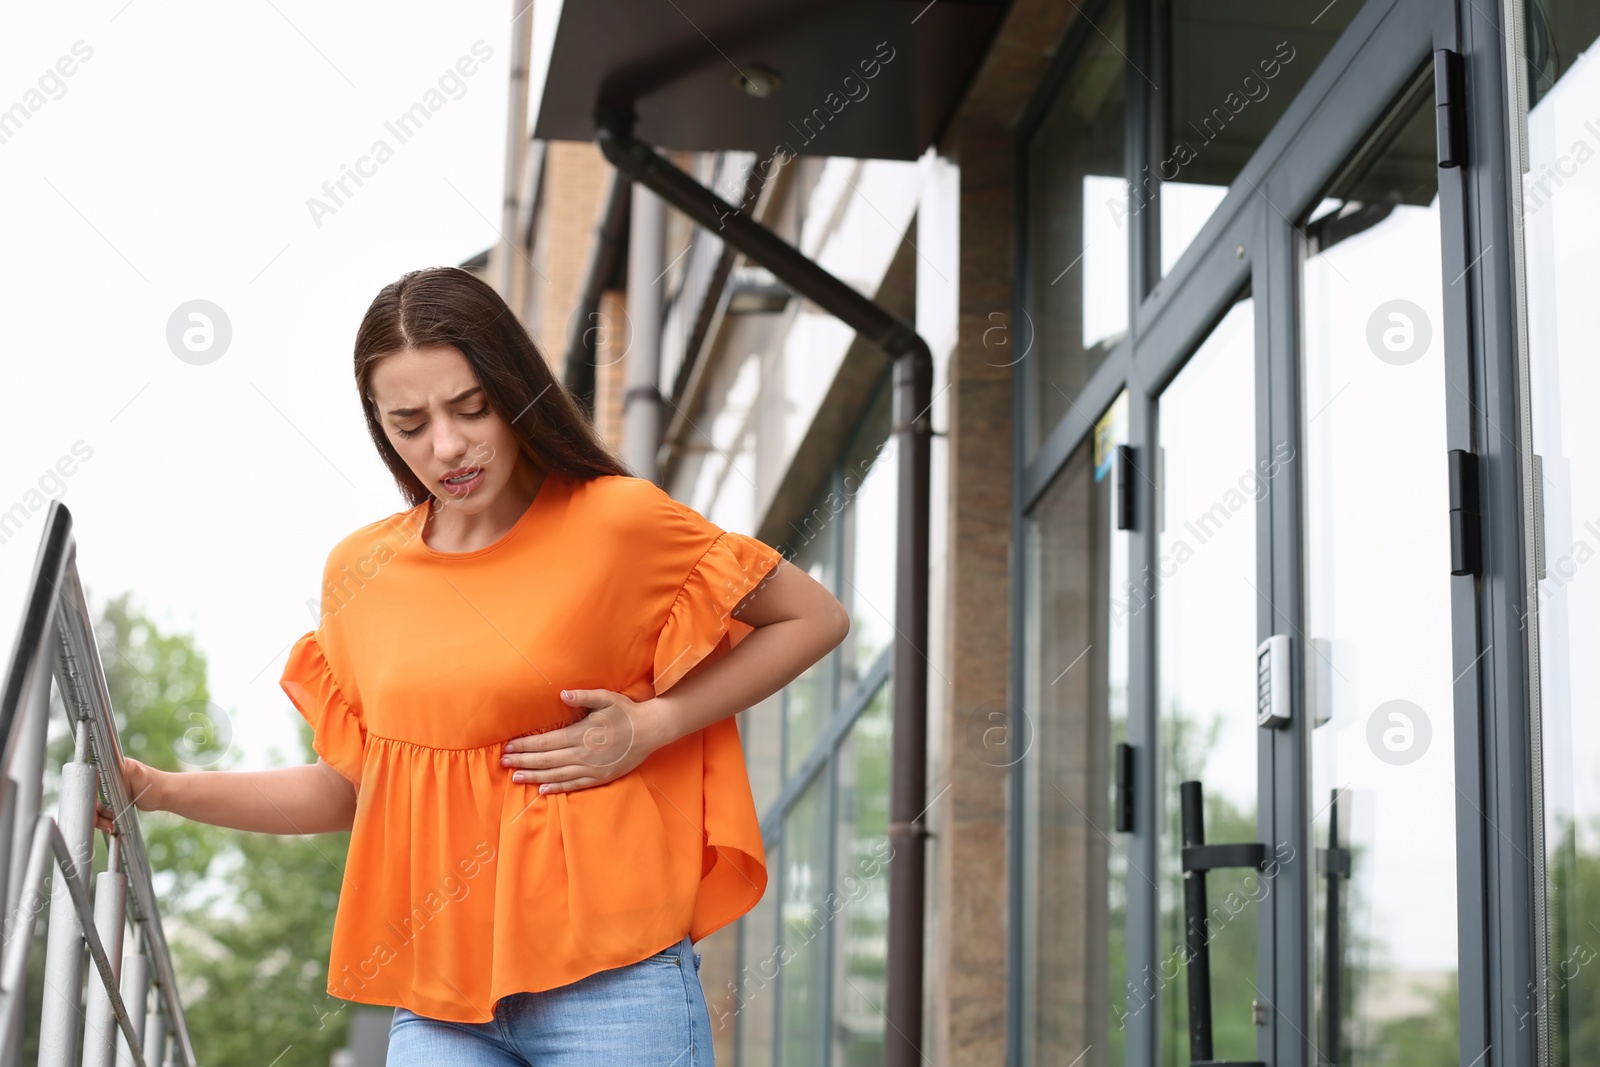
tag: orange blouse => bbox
[277,471,782,1023]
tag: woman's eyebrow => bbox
[386,386,483,417]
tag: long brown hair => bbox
[353,266,633,506]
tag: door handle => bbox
[1319,788,1352,1065]
[1179,780,1267,1067]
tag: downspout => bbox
[561,168,633,412]
[622,183,667,481]
[497,0,534,298]
[595,112,933,1067]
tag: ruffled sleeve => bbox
[280,629,366,788]
[652,529,784,695]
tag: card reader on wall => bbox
[1256,635,1291,729]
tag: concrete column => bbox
[931,115,1015,1067]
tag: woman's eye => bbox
[394,407,489,439]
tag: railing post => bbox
[4,655,50,928]
[38,748,96,1066]
[115,945,149,1067]
[83,835,128,1067]
[140,998,167,1067]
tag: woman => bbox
[103,266,850,1065]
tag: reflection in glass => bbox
[839,376,896,700]
[1155,294,1260,1067]
[1155,0,1358,275]
[1020,391,1130,1067]
[1301,71,1457,1066]
[743,691,783,816]
[738,870,780,1067]
[831,683,892,1067]
[785,516,837,779]
[778,772,829,1067]
[1023,0,1126,457]
[1514,4,1600,1064]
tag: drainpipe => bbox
[561,168,633,412]
[623,183,666,482]
[595,112,933,1067]
[497,0,534,299]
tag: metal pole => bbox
[884,348,932,1067]
[497,0,534,299]
[38,735,96,1067]
[115,948,149,1067]
[623,182,666,481]
[84,836,128,1067]
[140,1002,166,1067]
[38,749,96,1066]
[5,650,50,925]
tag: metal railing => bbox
[0,501,196,1067]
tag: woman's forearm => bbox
[650,614,847,747]
[146,760,357,835]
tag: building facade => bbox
[498,1,1600,1065]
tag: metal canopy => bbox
[533,0,1009,159]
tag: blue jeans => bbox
[386,936,713,1066]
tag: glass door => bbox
[1299,69,1461,1066]
[1507,3,1600,1064]
[1154,292,1268,1067]
[1014,4,1494,1066]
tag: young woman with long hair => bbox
[102,265,849,1066]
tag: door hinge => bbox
[1116,445,1136,531]
[1449,449,1481,576]
[1114,742,1134,832]
[1435,49,1467,168]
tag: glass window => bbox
[733,369,896,1065]
[1301,71,1457,1065]
[778,772,830,1067]
[830,683,892,1066]
[1023,0,1127,458]
[1153,294,1259,1067]
[744,692,783,817]
[1511,4,1600,1064]
[1156,0,1360,276]
[737,860,781,1067]
[839,379,897,701]
[1020,391,1129,1067]
[785,527,837,779]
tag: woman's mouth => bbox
[440,467,484,495]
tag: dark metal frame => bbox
[1007,0,1534,1064]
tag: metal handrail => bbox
[0,500,196,1067]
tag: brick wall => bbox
[530,140,610,380]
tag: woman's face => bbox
[368,344,527,512]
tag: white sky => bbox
[0,2,523,769]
